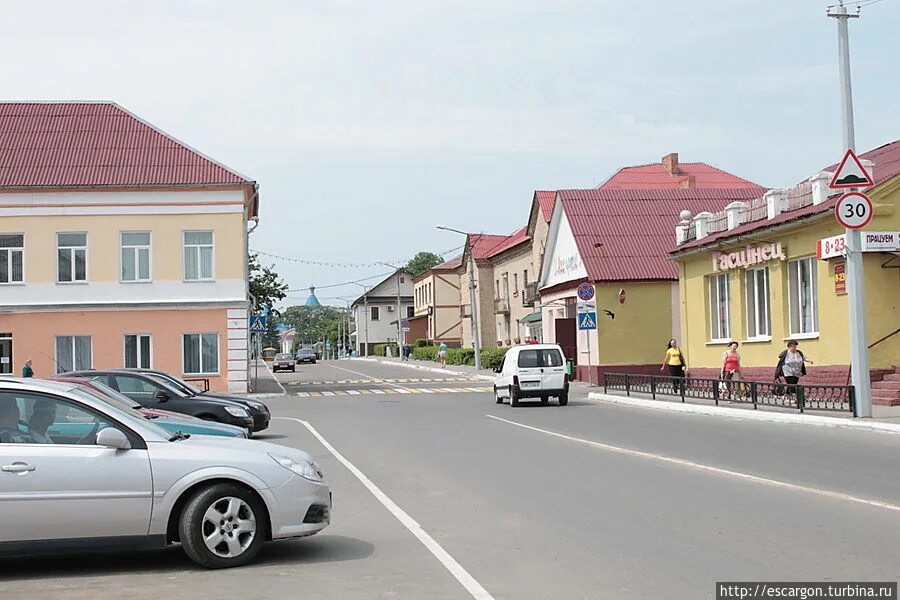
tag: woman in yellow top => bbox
[660,338,687,393]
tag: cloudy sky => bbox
[4,0,897,306]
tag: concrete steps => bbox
[871,369,900,406]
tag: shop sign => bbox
[552,254,583,279]
[712,242,786,272]
[817,231,900,259]
[834,260,847,295]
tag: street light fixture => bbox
[436,225,482,370]
[350,283,370,357]
[377,261,405,359]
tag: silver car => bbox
[0,379,330,568]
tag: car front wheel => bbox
[559,393,569,406]
[178,483,268,569]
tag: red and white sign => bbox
[834,192,873,229]
[817,231,899,259]
[618,288,626,304]
[829,149,874,189]
[833,260,847,295]
[817,233,847,259]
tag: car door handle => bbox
[2,462,36,473]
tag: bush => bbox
[373,343,398,357]
[479,347,508,370]
[412,345,438,361]
[414,338,433,348]
[447,348,476,366]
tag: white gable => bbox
[540,205,586,288]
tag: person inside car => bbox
[0,397,36,443]
[28,399,57,444]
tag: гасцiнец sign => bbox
[712,242,786,272]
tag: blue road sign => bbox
[577,311,597,330]
[577,283,595,301]
[249,315,267,333]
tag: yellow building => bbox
[670,141,900,404]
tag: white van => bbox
[493,344,569,407]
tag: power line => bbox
[251,245,463,269]
[286,270,393,293]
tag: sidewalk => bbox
[357,356,497,380]
[245,360,286,398]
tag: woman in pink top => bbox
[721,341,743,398]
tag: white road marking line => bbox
[395,389,411,394]
[347,390,361,395]
[278,417,494,600]
[322,391,335,396]
[487,415,900,515]
[295,392,310,397]
[372,389,386,395]
[326,363,414,392]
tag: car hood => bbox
[172,435,314,463]
[200,392,267,408]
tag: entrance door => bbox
[554,319,577,365]
[0,334,11,375]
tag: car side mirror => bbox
[96,427,131,450]
[155,390,170,402]
[493,366,502,373]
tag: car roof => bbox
[510,344,563,351]
[0,377,80,394]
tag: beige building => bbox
[411,256,464,345]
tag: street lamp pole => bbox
[337,296,354,358]
[378,262,405,359]
[437,225,481,370]
[351,283,370,357]
[828,0,871,417]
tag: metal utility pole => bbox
[337,296,354,358]
[828,0,871,417]
[378,262,405,359]
[437,225,482,370]
[351,283,370,357]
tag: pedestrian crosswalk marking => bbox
[288,377,483,386]
[293,386,492,398]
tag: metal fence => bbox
[604,373,856,416]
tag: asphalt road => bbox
[6,358,900,599]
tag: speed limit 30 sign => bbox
[835,192,873,229]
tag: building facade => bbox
[350,270,414,355]
[0,102,258,392]
[412,256,463,345]
[670,141,900,403]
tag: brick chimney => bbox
[678,175,695,189]
[662,152,680,175]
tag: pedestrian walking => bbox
[438,341,448,368]
[660,338,687,393]
[22,359,34,378]
[774,340,813,398]
[721,342,743,398]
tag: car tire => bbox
[494,387,503,404]
[509,385,519,407]
[540,395,549,405]
[178,483,268,569]
[559,393,569,406]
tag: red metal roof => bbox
[0,102,253,188]
[485,226,530,258]
[673,140,900,253]
[558,188,764,281]
[535,191,556,222]
[468,234,511,260]
[599,162,763,191]
[434,254,464,270]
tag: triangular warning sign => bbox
[829,149,874,189]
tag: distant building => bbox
[350,270,413,356]
[412,255,464,346]
[305,286,321,307]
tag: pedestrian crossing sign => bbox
[577,312,597,330]
[249,315,267,333]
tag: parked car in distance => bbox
[49,377,247,438]
[62,370,256,433]
[493,344,569,407]
[273,353,295,372]
[121,369,270,433]
[0,379,331,568]
[296,348,317,364]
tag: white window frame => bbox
[708,273,731,342]
[788,256,819,337]
[0,233,25,285]
[745,266,771,340]
[57,232,88,283]
[182,333,220,375]
[120,231,152,283]
[183,230,215,282]
[124,333,153,369]
[54,335,92,373]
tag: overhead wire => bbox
[251,245,464,269]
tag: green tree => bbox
[405,251,444,277]
[262,316,281,350]
[249,253,288,313]
[282,305,346,349]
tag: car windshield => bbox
[82,380,145,412]
[150,372,201,396]
[298,349,314,355]
[145,374,184,396]
[276,353,292,360]
[66,386,170,438]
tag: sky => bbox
[3,0,898,307]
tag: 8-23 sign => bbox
[835,191,873,229]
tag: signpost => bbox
[577,299,596,387]
[249,315,267,392]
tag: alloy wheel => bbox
[201,496,257,558]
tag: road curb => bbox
[246,360,287,399]
[586,392,900,435]
[355,358,495,381]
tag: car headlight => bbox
[270,454,324,482]
[247,401,266,412]
[224,406,250,418]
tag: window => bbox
[183,333,219,375]
[517,349,564,368]
[124,334,152,368]
[57,233,87,283]
[745,267,771,339]
[523,270,528,286]
[113,374,159,396]
[789,257,819,335]
[495,280,500,299]
[513,273,518,294]
[55,335,92,373]
[183,231,214,281]
[406,306,415,318]
[121,232,151,282]
[370,306,380,321]
[707,273,731,341]
[0,234,24,284]
[400,276,405,284]
[0,392,115,445]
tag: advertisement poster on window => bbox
[834,260,847,295]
